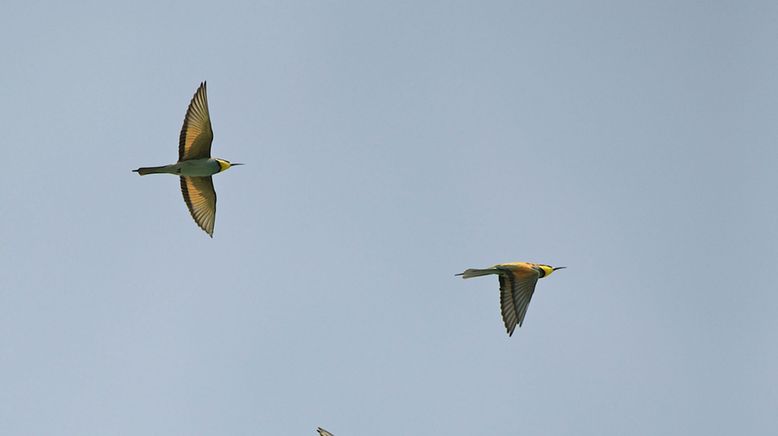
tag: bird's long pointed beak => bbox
[553,266,567,271]
[231,163,245,166]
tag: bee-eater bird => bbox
[317,428,334,436]
[133,82,242,237]
[456,262,565,336]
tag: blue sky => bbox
[1,1,777,435]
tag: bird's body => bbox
[133,82,242,237]
[457,262,565,336]
[135,158,230,177]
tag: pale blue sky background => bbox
[1,1,777,435]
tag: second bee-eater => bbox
[457,262,565,336]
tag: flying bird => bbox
[133,82,242,237]
[456,262,565,336]
[317,428,334,436]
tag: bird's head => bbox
[537,264,566,278]
[216,159,244,172]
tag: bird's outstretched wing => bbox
[317,428,334,436]
[497,268,539,336]
[179,82,214,161]
[180,176,216,237]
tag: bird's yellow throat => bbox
[217,159,231,172]
[538,265,555,277]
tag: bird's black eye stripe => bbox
[537,268,546,278]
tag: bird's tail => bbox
[456,268,500,279]
[133,165,172,176]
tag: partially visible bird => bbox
[317,428,334,436]
[133,82,243,237]
[456,262,566,336]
